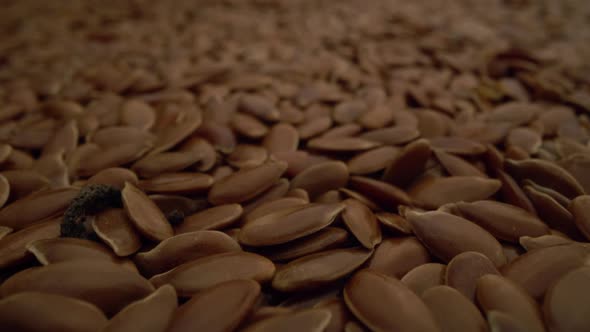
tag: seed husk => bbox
[122,182,173,242]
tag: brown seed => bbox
[367,237,430,279]
[0,226,11,240]
[297,116,333,139]
[342,199,381,249]
[151,195,208,218]
[501,244,590,300]
[558,153,590,194]
[486,102,539,126]
[42,120,78,157]
[242,308,332,332]
[524,185,580,238]
[208,160,287,205]
[543,267,590,332]
[1,148,34,170]
[505,158,585,199]
[434,150,487,178]
[486,311,529,332]
[405,210,506,266]
[151,108,202,154]
[569,195,590,240]
[382,139,432,187]
[273,150,328,177]
[232,112,269,139]
[247,306,293,325]
[135,230,241,276]
[180,137,217,172]
[445,251,500,302]
[242,178,291,214]
[523,179,571,208]
[409,176,501,209]
[320,123,363,139]
[239,93,280,122]
[0,292,107,332]
[78,141,152,176]
[496,170,537,215]
[347,146,399,175]
[0,175,8,209]
[122,182,173,242]
[450,200,549,243]
[0,144,13,164]
[168,279,260,332]
[263,123,300,153]
[375,212,413,235]
[239,203,345,246]
[344,269,440,332]
[265,227,349,262]
[0,261,154,315]
[149,252,274,296]
[349,176,411,210]
[506,127,542,154]
[132,151,203,178]
[27,237,130,267]
[273,247,372,292]
[476,275,545,332]
[0,170,49,200]
[139,173,214,194]
[92,208,142,257]
[519,235,574,251]
[194,122,237,154]
[400,263,445,296]
[416,110,450,139]
[0,218,60,269]
[422,286,488,332]
[120,99,156,130]
[103,285,177,332]
[175,204,243,233]
[89,126,155,147]
[360,126,420,145]
[333,100,367,124]
[308,137,381,152]
[290,161,349,199]
[0,187,78,230]
[244,197,308,224]
[33,152,69,188]
[227,144,268,169]
[429,136,487,155]
[86,167,139,190]
[211,166,234,182]
[313,298,352,332]
[339,188,380,211]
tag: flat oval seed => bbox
[92,208,142,257]
[0,175,8,209]
[544,267,590,332]
[506,127,542,154]
[132,152,203,178]
[569,195,590,240]
[208,160,287,205]
[239,203,345,246]
[0,187,79,230]
[313,299,351,332]
[244,197,308,224]
[122,182,173,242]
[445,251,500,302]
[175,204,243,233]
[487,311,529,332]
[349,176,411,209]
[347,146,399,175]
[382,139,432,187]
[239,94,280,121]
[103,285,177,332]
[450,200,549,243]
[0,226,11,240]
[409,176,501,209]
[135,231,241,276]
[0,170,50,199]
[519,235,573,251]
[149,252,275,296]
[272,248,373,292]
[501,244,590,300]
[320,123,362,139]
[429,136,487,155]
[89,126,155,147]
[139,173,214,194]
[227,144,268,169]
[342,199,381,249]
[367,237,430,279]
[496,169,537,215]
[0,261,154,315]
[290,161,349,199]
[151,109,202,154]
[232,112,269,139]
[434,150,487,177]
[27,237,129,267]
[344,269,440,332]
[0,292,107,332]
[120,99,156,130]
[297,116,333,139]
[360,126,420,145]
[375,212,412,234]
[422,286,487,332]
[87,167,139,189]
[242,178,292,214]
[265,227,349,262]
[0,218,60,269]
[405,210,506,266]
[308,137,381,152]
[476,275,545,332]
[168,279,260,332]
[401,263,445,296]
[263,123,300,153]
[524,185,580,238]
[242,309,332,332]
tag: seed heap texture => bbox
[1,0,590,331]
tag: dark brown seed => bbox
[382,139,432,187]
[524,185,580,239]
[523,179,571,208]
[569,195,590,240]
[92,208,142,257]
[290,161,349,199]
[422,286,488,332]
[122,182,174,242]
[263,123,299,154]
[375,213,413,235]
[505,158,585,198]
[367,237,430,279]
[434,150,487,177]
[496,170,537,215]
[175,204,243,233]
[400,263,445,296]
[409,176,501,209]
[429,137,487,155]
[265,227,349,262]
[445,251,500,302]
[543,267,590,332]
[0,170,50,200]
[341,199,381,249]
[347,146,399,175]
[0,175,8,209]
[349,176,411,210]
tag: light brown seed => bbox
[501,244,590,300]
[434,150,487,177]
[308,137,381,152]
[0,187,78,230]
[175,204,243,233]
[0,261,154,315]
[239,93,280,122]
[405,210,506,266]
[194,122,237,154]
[349,176,411,209]
[0,292,107,332]
[543,267,590,332]
[168,279,260,332]
[342,199,381,249]
[33,151,69,188]
[239,203,345,246]
[86,167,139,189]
[505,158,585,198]
[139,173,214,194]
[409,176,501,209]
[519,235,574,251]
[344,269,440,332]
[78,141,152,176]
[42,119,78,157]
[0,170,49,200]
[297,116,333,139]
[445,251,500,302]
[244,197,308,224]
[400,263,445,296]
[333,100,367,124]
[0,218,60,269]
[273,247,372,292]
[476,275,545,332]
[524,185,580,238]
[367,237,430,279]
[180,137,217,172]
[265,227,349,262]
[360,126,420,145]
[89,126,156,147]
[0,144,13,164]
[92,208,142,257]
[242,308,332,332]
[313,299,352,332]
[422,286,488,332]
[375,212,413,235]
[151,108,202,154]
[263,123,300,153]
[134,230,241,276]
[208,160,287,205]
[347,146,399,175]
[320,123,363,139]
[290,161,349,199]
[149,252,274,296]
[506,127,542,154]
[450,200,549,243]
[569,195,590,240]
[382,139,432,187]
[27,237,130,267]
[132,151,204,178]
[486,311,529,332]
[122,182,173,242]
[120,99,156,130]
[227,144,268,169]
[232,112,269,139]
